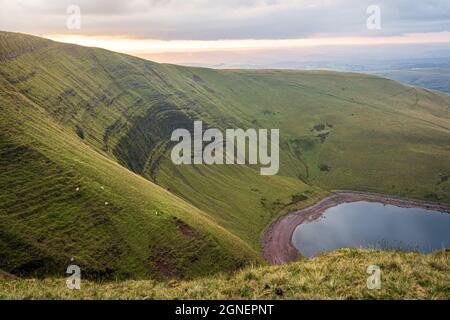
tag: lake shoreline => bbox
[261,191,450,264]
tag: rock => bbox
[275,288,284,296]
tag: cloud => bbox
[0,0,449,40]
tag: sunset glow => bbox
[45,32,450,57]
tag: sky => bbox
[1,0,450,66]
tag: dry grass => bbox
[1,249,448,300]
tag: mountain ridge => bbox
[1,31,449,279]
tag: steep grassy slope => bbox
[155,67,450,201]
[152,67,450,246]
[1,249,449,300]
[1,31,450,280]
[0,45,259,279]
[0,32,322,250]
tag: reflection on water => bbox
[292,201,450,258]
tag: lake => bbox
[292,201,450,258]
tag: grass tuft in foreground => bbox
[1,249,448,300]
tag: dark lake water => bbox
[292,201,450,258]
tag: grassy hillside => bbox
[153,67,450,247]
[0,34,260,279]
[1,31,450,280]
[1,249,449,300]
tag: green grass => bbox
[0,33,260,279]
[1,31,450,283]
[1,249,448,300]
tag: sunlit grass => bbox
[1,249,448,300]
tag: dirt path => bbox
[261,191,450,265]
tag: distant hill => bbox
[1,31,449,279]
[374,68,450,93]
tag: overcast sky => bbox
[1,0,449,64]
[2,0,450,39]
